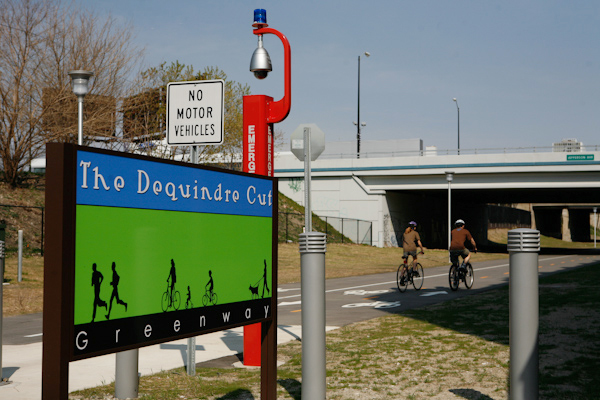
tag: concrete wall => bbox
[278,176,386,247]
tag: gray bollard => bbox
[115,349,139,399]
[299,231,327,400]
[507,228,540,400]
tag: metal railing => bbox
[318,145,600,159]
[279,212,372,245]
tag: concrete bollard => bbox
[115,349,139,399]
[507,228,540,400]
[299,231,327,400]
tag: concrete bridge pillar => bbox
[562,208,572,242]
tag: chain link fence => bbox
[279,212,372,245]
[0,204,45,255]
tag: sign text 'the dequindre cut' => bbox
[76,151,273,217]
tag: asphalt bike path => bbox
[276,253,600,327]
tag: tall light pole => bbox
[446,171,454,250]
[356,52,370,158]
[68,70,94,145]
[594,207,598,248]
[453,98,460,155]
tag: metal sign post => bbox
[0,239,9,386]
[304,127,312,231]
[291,124,327,399]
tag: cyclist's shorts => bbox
[402,250,418,259]
[449,249,469,264]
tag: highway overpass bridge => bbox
[274,150,600,248]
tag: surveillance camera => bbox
[253,70,269,80]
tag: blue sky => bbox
[79,1,600,152]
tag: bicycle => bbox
[448,260,474,291]
[202,288,218,306]
[161,284,181,312]
[185,297,193,309]
[396,253,424,292]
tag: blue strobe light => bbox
[253,9,267,25]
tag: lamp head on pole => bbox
[68,70,94,97]
[445,171,454,182]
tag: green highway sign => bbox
[567,154,594,161]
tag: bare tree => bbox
[0,0,142,187]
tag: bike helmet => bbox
[455,219,465,226]
[409,221,417,226]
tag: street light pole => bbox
[594,207,598,248]
[453,98,460,155]
[356,52,370,159]
[68,70,94,145]
[446,171,454,250]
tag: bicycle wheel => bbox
[211,292,218,305]
[161,292,169,312]
[397,265,408,293]
[412,263,424,291]
[448,265,459,291]
[202,293,209,307]
[464,263,474,289]
[173,291,181,310]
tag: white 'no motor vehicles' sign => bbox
[166,80,224,146]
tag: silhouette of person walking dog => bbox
[249,259,271,299]
[261,259,270,298]
[91,263,107,322]
[106,262,127,320]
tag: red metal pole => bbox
[242,94,272,367]
[242,24,291,375]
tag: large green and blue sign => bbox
[69,149,276,359]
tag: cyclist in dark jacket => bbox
[449,219,477,267]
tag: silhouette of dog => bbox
[249,284,259,299]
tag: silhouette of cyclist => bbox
[205,270,214,296]
[186,285,192,308]
[167,259,177,306]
